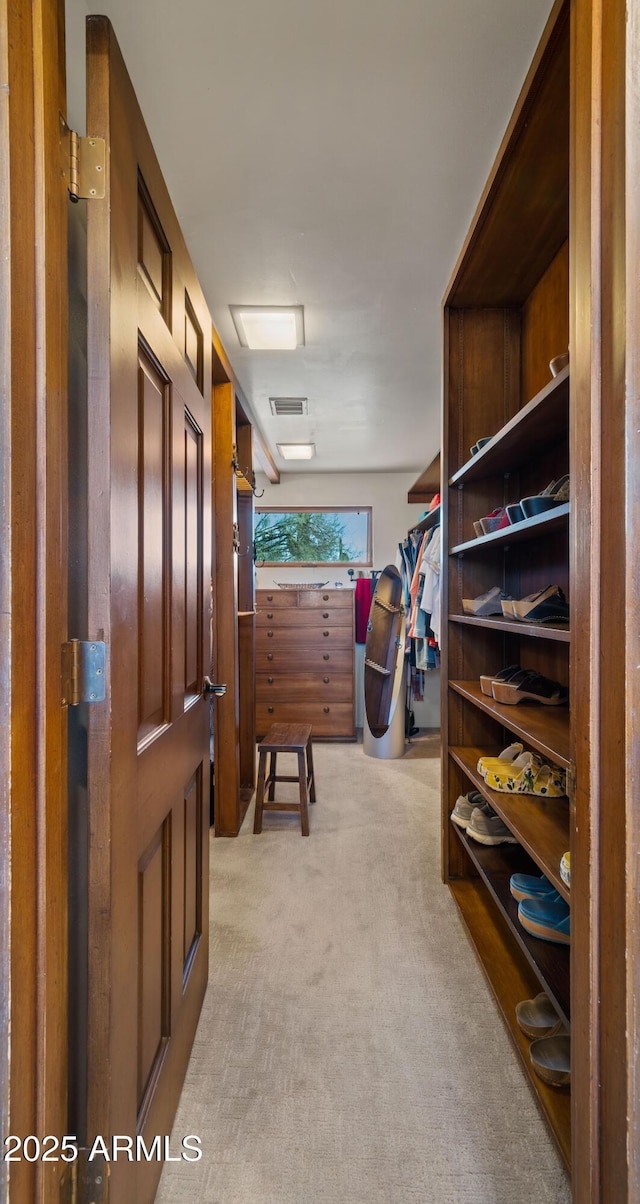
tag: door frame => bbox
[0,1,68,1201]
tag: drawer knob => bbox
[267,653,273,661]
[267,594,273,601]
[267,612,273,619]
[323,654,329,661]
[267,676,274,684]
[323,676,330,684]
[323,706,330,714]
[268,706,274,714]
[267,631,274,638]
[323,631,329,637]
[323,594,329,600]
[323,612,329,618]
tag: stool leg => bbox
[254,749,267,834]
[297,750,310,836]
[306,739,316,803]
[267,751,277,800]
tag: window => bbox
[254,506,372,566]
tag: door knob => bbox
[203,677,227,697]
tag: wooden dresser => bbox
[255,588,356,740]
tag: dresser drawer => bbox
[255,647,353,674]
[298,589,354,609]
[257,701,354,739]
[256,673,353,703]
[256,606,352,628]
[256,589,298,608]
[256,625,353,650]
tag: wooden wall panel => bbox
[138,354,170,738]
[137,177,171,321]
[521,240,570,400]
[137,823,170,1118]
[182,772,202,975]
[184,415,202,698]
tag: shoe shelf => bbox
[449,681,571,768]
[451,824,571,1026]
[449,368,569,486]
[449,504,569,556]
[450,746,570,901]
[411,504,440,535]
[448,878,571,1170]
[448,613,570,643]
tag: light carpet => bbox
[157,737,571,1204]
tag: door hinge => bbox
[62,640,106,706]
[60,116,106,202]
[60,1151,109,1204]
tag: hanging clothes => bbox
[354,576,374,643]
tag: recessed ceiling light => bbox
[229,305,305,350]
[277,443,316,460]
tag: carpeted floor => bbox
[157,736,571,1204]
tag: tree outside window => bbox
[254,507,372,566]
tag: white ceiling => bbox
[67,0,554,475]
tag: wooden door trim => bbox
[0,1,68,1200]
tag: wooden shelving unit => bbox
[449,879,572,1168]
[440,0,576,1180]
[212,369,256,836]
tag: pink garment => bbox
[354,578,373,643]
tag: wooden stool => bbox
[254,723,316,836]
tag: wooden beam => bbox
[408,453,440,503]
[211,319,280,483]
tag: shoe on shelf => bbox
[531,765,568,797]
[506,501,525,524]
[479,664,522,697]
[476,742,524,772]
[530,1034,571,1087]
[462,586,509,616]
[466,807,517,846]
[450,790,486,830]
[517,896,571,945]
[510,584,570,624]
[510,872,561,902]
[491,669,568,706]
[473,520,484,538]
[520,474,570,519]
[515,992,564,1038]
[560,851,571,888]
[470,437,492,456]
[479,507,510,535]
[481,752,566,797]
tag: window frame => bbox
[254,504,373,568]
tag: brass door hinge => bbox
[60,116,106,201]
[61,640,106,706]
[60,1151,109,1203]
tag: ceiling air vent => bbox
[269,397,308,416]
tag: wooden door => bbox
[85,17,212,1201]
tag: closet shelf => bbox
[449,681,571,768]
[452,825,571,1027]
[448,613,570,642]
[411,505,440,534]
[449,368,569,486]
[450,504,569,555]
[448,878,572,1169]
[450,745,570,900]
[237,610,257,617]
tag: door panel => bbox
[86,17,212,1201]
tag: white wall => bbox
[254,471,440,728]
